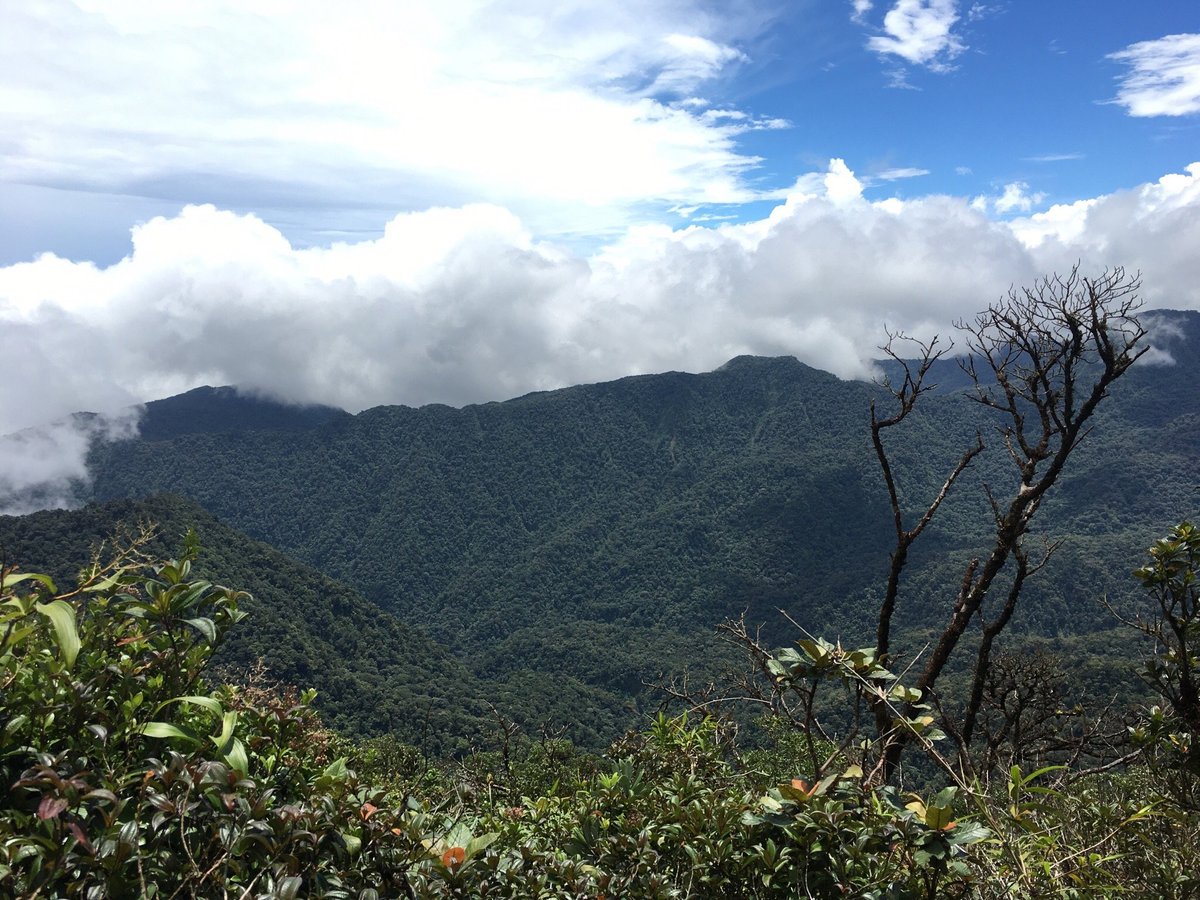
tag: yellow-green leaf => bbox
[35,600,80,669]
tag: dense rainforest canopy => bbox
[46,306,1200,745]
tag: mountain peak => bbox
[138,386,347,442]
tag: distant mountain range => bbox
[3,309,1197,746]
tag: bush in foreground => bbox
[2,526,1197,897]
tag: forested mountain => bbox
[135,384,349,441]
[0,495,489,754]
[28,309,1200,742]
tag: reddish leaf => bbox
[37,795,68,820]
[67,821,93,853]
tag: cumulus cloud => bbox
[1007,162,1200,309]
[0,410,141,516]
[972,181,1046,215]
[1109,33,1200,117]
[867,0,964,70]
[850,1,874,24]
[993,182,1046,213]
[0,1,779,250]
[2,160,1199,512]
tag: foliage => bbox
[0,495,494,755]
[2,530,1199,898]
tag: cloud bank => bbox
[3,160,1197,422]
[2,159,1198,512]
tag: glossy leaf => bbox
[35,599,80,669]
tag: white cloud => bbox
[655,34,747,93]
[1109,33,1200,117]
[700,108,792,132]
[1007,163,1200,309]
[1022,153,1084,163]
[971,181,1046,215]
[867,0,964,69]
[0,1,779,247]
[994,181,1046,213]
[850,1,874,24]
[3,160,1199,512]
[1006,198,1097,248]
[874,167,930,181]
[1138,313,1188,367]
[0,410,141,516]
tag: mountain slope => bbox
[0,494,489,754]
[79,310,1200,722]
[136,385,349,441]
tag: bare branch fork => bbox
[870,265,1147,777]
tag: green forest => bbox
[2,272,1200,896]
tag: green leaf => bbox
[212,710,238,755]
[0,624,36,651]
[924,805,955,830]
[35,600,80,669]
[947,822,990,846]
[224,737,249,779]
[1023,764,1066,785]
[183,617,218,644]
[466,831,499,858]
[160,695,224,717]
[3,571,57,593]
[139,722,203,745]
[444,822,473,850]
[321,757,349,781]
[340,831,362,855]
[83,572,123,594]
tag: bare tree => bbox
[871,265,1147,776]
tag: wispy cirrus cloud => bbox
[0,0,783,251]
[1109,33,1200,117]
[873,166,931,180]
[1022,153,1084,163]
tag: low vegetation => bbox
[1,525,1198,897]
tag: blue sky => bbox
[1,1,1199,509]
[1,1,1196,263]
[727,3,1197,213]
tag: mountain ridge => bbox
[5,309,1196,743]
